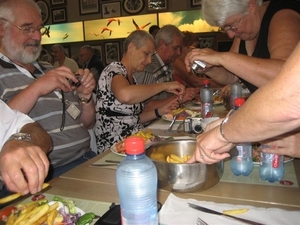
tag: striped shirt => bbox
[133,52,174,103]
[0,58,90,168]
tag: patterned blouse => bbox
[95,62,144,153]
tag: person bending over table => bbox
[95,30,185,154]
[134,25,199,112]
[172,31,223,89]
[187,41,300,164]
[0,100,52,198]
[185,0,300,93]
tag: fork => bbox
[197,217,209,225]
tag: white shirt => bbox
[0,100,33,150]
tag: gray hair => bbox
[123,30,155,53]
[51,44,65,51]
[0,0,41,24]
[80,45,94,54]
[202,0,263,27]
[155,24,184,47]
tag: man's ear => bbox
[0,22,5,36]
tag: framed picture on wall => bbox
[79,0,100,15]
[148,0,167,11]
[104,42,120,64]
[123,0,145,14]
[93,45,103,62]
[36,1,49,24]
[191,0,202,7]
[52,7,67,23]
[102,2,121,18]
[51,0,66,6]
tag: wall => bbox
[41,0,232,64]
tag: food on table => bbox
[114,129,171,155]
[213,94,223,103]
[223,208,249,215]
[163,108,201,121]
[0,195,95,225]
[166,154,192,163]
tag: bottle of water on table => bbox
[230,81,242,109]
[200,79,214,118]
[259,145,285,183]
[116,137,158,225]
[230,98,254,176]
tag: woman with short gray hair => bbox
[185,0,300,93]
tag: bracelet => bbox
[219,109,234,142]
[154,108,161,118]
[80,95,92,104]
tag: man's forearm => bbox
[20,122,52,153]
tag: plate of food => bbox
[110,129,172,156]
[0,195,96,225]
[252,144,294,165]
[162,108,201,122]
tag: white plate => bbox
[110,142,126,157]
[161,115,185,123]
[193,101,223,105]
[49,201,86,216]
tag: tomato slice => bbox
[0,206,17,222]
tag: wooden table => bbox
[41,104,300,213]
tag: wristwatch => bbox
[8,133,31,141]
[80,95,92,104]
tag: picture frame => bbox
[123,0,145,15]
[104,42,120,64]
[191,0,202,7]
[52,7,67,23]
[147,0,167,11]
[36,0,49,24]
[51,0,66,6]
[93,45,103,62]
[102,2,121,18]
[79,0,100,15]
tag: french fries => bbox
[166,154,191,163]
[130,129,154,142]
[7,200,60,225]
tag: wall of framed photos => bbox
[39,0,231,65]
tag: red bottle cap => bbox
[203,79,210,85]
[234,97,245,107]
[125,137,144,155]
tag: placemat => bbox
[19,193,113,225]
[221,160,299,188]
[90,151,125,169]
[92,153,299,188]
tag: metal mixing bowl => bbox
[145,140,224,192]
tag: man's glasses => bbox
[220,15,244,33]
[0,18,46,36]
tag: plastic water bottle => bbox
[230,98,254,176]
[259,145,285,183]
[230,81,242,109]
[116,137,158,225]
[200,79,214,118]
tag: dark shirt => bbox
[239,0,300,93]
[85,54,105,86]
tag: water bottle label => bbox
[272,154,280,168]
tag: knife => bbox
[188,203,264,225]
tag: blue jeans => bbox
[45,150,97,181]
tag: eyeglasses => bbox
[220,15,243,33]
[0,18,46,36]
[79,53,89,58]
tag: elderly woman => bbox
[185,0,300,93]
[188,41,300,164]
[95,30,185,153]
